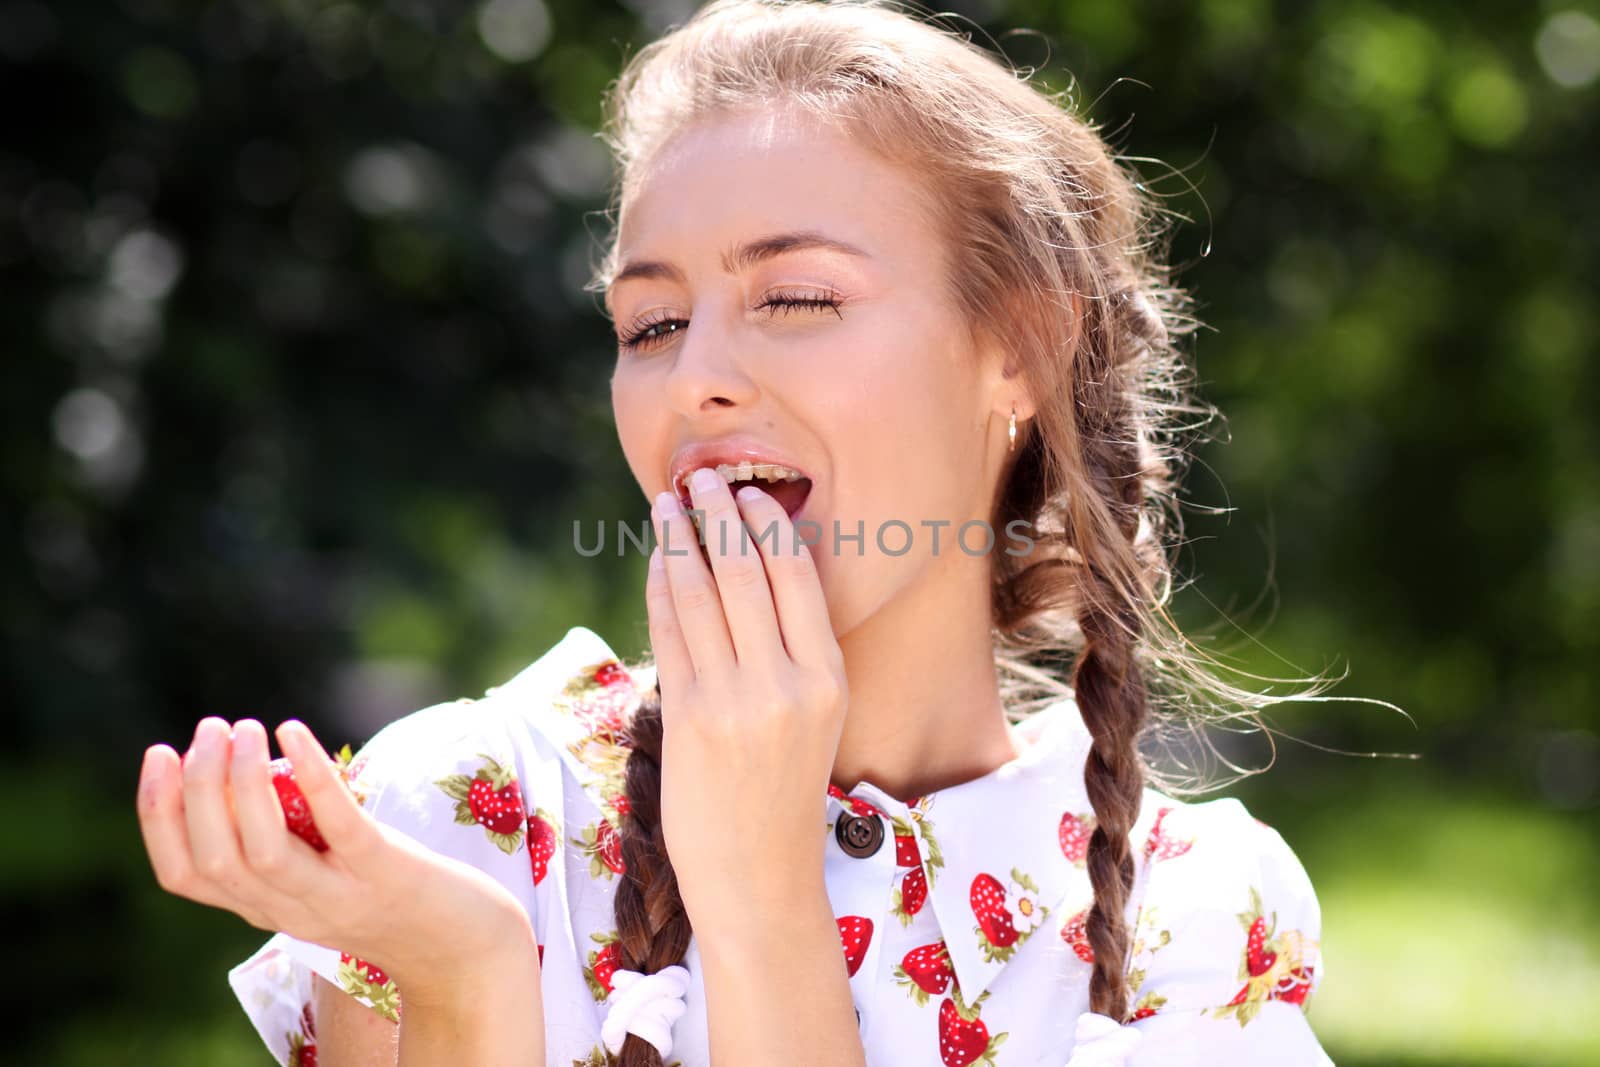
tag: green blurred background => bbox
[3,0,1595,1064]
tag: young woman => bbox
[137,2,1343,1063]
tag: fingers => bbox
[684,469,785,668]
[231,719,323,895]
[182,718,261,900]
[652,488,735,677]
[138,743,204,897]
[276,720,379,863]
[730,484,840,673]
[137,728,271,927]
[645,543,693,701]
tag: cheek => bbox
[610,367,665,493]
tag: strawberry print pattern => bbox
[838,915,874,977]
[938,988,1007,1067]
[584,931,622,1001]
[336,952,400,1023]
[228,625,1332,1067]
[527,807,559,884]
[573,815,626,879]
[1208,886,1319,1026]
[286,1000,316,1066]
[893,941,954,1006]
[435,754,525,854]
[970,868,1047,964]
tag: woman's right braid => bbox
[611,682,693,1067]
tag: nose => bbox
[664,314,759,416]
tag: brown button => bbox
[834,810,885,858]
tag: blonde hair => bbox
[584,1,1350,1053]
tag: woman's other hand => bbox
[646,466,849,933]
[136,717,539,1009]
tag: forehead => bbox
[613,105,940,272]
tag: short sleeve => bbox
[227,626,617,1066]
[1119,796,1333,1067]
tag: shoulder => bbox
[1124,790,1324,1026]
[343,626,649,867]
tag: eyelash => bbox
[617,291,844,353]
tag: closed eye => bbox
[617,291,844,353]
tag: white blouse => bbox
[229,626,1335,1066]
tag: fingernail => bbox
[653,491,679,518]
[690,467,721,494]
[736,485,765,504]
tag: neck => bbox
[829,553,1025,802]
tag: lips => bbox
[672,467,814,522]
[667,440,815,522]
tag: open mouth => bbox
[673,462,814,521]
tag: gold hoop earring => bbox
[1008,405,1017,453]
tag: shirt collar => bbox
[500,628,1099,1005]
[830,696,1097,1005]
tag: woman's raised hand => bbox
[136,716,540,1007]
[646,467,850,931]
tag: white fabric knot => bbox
[600,965,692,1058]
[1064,1011,1144,1066]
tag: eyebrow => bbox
[608,229,872,295]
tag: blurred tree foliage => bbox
[1,0,1595,1063]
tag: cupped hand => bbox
[647,467,849,931]
[136,716,538,1004]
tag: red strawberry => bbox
[270,759,328,852]
[838,915,873,977]
[1058,811,1095,865]
[1245,916,1276,976]
[1130,991,1167,1020]
[1061,907,1094,964]
[559,661,638,738]
[893,941,953,1005]
[287,1030,316,1067]
[574,818,626,879]
[526,809,557,884]
[1226,984,1250,1006]
[585,933,621,1001]
[970,873,1018,951]
[895,866,928,924]
[468,775,524,834]
[827,783,882,817]
[594,661,629,688]
[1275,965,1314,1005]
[611,792,633,818]
[287,999,318,1066]
[338,952,389,988]
[1143,806,1194,862]
[436,756,526,853]
[895,833,920,868]
[938,991,1007,1067]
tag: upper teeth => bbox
[676,463,805,496]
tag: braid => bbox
[612,682,693,1067]
[1071,305,1154,1023]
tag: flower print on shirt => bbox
[226,626,1334,1067]
[969,868,1048,964]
